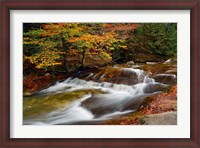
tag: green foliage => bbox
[126,23,177,61]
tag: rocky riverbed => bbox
[23,63,177,125]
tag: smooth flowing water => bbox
[23,64,176,125]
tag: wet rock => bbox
[163,59,172,64]
[24,89,103,119]
[139,111,177,125]
[153,74,177,85]
[163,58,176,64]
[127,61,135,66]
[110,77,138,85]
[131,65,141,69]
[141,64,177,76]
[45,73,51,77]
[81,94,147,117]
[143,83,166,94]
[146,62,158,65]
[81,95,122,117]
[164,69,177,75]
[88,68,145,85]
[23,92,34,97]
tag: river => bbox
[23,63,176,125]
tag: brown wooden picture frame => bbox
[1,0,199,147]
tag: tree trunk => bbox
[81,49,86,68]
[61,37,68,72]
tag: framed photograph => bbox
[1,0,199,147]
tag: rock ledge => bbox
[140,111,177,125]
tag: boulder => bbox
[127,61,135,66]
[45,73,51,77]
[81,94,147,117]
[139,111,177,125]
[146,62,158,65]
[153,74,177,85]
[163,58,177,64]
[164,69,177,75]
[23,92,34,97]
[143,83,166,94]
[163,59,172,64]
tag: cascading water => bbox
[23,67,169,125]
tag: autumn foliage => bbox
[23,23,177,125]
[23,74,67,95]
[141,86,177,115]
[23,23,129,72]
[24,23,177,73]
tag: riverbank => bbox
[23,74,67,96]
[105,85,177,125]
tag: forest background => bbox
[23,23,177,94]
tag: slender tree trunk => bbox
[61,37,68,72]
[81,49,86,68]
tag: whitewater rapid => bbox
[24,68,170,125]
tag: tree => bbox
[68,32,119,68]
[102,23,139,63]
[24,23,123,72]
[126,23,177,61]
[23,23,84,72]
